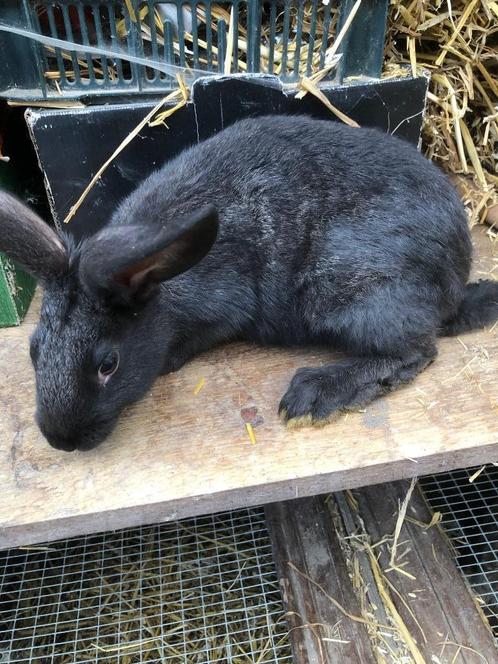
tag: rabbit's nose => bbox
[44,431,78,452]
[37,419,78,452]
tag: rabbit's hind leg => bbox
[278,345,436,427]
[279,284,439,426]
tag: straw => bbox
[224,6,236,75]
[193,377,205,396]
[123,0,137,23]
[246,422,257,445]
[385,1,498,225]
[298,76,359,127]
[390,478,417,569]
[64,81,188,223]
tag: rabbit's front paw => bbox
[278,364,383,428]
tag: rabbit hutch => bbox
[0,1,497,662]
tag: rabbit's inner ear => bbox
[113,205,219,291]
[112,233,210,293]
[112,246,180,293]
[79,205,218,305]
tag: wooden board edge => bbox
[3,438,498,550]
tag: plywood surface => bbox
[0,228,497,549]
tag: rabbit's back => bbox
[113,115,472,343]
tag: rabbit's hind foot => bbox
[278,346,436,428]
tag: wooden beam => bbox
[337,481,498,662]
[265,498,377,663]
[267,483,497,662]
[0,227,497,549]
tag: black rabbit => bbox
[1,115,497,452]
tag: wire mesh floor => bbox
[0,507,292,663]
[2,469,497,663]
[420,464,498,639]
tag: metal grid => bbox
[0,507,292,663]
[420,465,498,638]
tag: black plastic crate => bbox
[0,1,389,100]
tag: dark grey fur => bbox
[1,115,497,451]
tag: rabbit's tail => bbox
[440,280,498,337]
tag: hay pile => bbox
[126,2,340,79]
[384,1,498,226]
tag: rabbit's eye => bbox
[98,351,120,382]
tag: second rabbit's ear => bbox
[0,190,67,281]
[79,205,219,304]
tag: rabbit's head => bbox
[0,191,218,451]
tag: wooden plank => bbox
[0,227,497,549]
[336,481,498,662]
[265,498,377,663]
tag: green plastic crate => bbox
[0,164,36,327]
[0,253,35,327]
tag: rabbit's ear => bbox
[0,191,68,280]
[80,205,219,304]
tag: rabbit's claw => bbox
[279,367,349,426]
[278,364,386,427]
